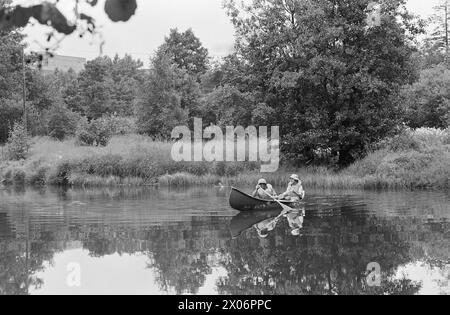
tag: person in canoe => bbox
[277,174,305,201]
[252,179,277,200]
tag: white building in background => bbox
[41,54,86,74]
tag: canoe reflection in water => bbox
[231,208,306,238]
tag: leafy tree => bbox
[136,54,189,139]
[76,117,112,147]
[46,69,79,104]
[224,0,423,166]
[0,23,22,99]
[75,56,113,119]
[137,31,207,134]
[7,65,72,138]
[111,54,144,80]
[200,54,251,93]
[0,100,22,144]
[26,102,47,137]
[5,122,30,160]
[252,102,277,126]
[177,69,203,121]
[401,64,450,128]
[200,85,256,127]
[420,1,450,67]
[25,70,55,112]
[109,54,143,116]
[63,71,84,113]
[70,55,143,119]
[428,1,450,55]
[47,102,80,140]
[160,28,209,77]
[0,0,24,143]
[136,32,207,139]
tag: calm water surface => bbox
[0,186,449,295]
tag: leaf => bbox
[0,3,76,35]
[0,6,33,29]
[32,2,76,35]
[104,0,137,22]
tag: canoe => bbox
[229,187,301,212]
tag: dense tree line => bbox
[0,0,24,143]
[1,0,450,167]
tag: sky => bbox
[17,0,443,66]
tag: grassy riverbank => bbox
[1,129,449,189]
[344,128,450,189]
[0,135,259,187]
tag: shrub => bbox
[214,161,227,177]
[47,103,80,140]
[47,161,72,185]
[76,118,112,147]
[27,104,48,137]
[75,118,96,146]
[376,128,449,153]
[1,166,14,184]
[97,115,137,135]
[402,64,450,129]
[183,162,211,176]
[6,122,31,160]
[413,128,448,148]
[345,149,389,177]
[379,129,421,152]
[27,166,49,186]
[13,168,26,185]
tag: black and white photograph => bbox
[0,0,449,297]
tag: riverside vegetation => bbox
[1,1,450,190]
[1,127,449,189]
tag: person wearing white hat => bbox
[252,178,277,200]
[277,174,305,201]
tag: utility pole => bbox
[445,0,449,55]
[22,46,27,132]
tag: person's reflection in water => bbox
[254,215,282,238]
[254,208,306,238]
[285,208,306,236]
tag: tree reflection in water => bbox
[0,188,448,295]
[218,210,425,295]
[0,216,55,295]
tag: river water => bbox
[0,186,448,295]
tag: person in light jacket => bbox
[278,174,305,201]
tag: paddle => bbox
[258,185,294,212]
